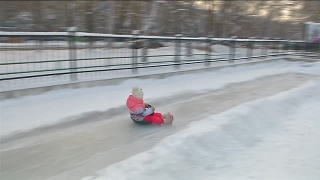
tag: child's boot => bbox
[163,112,173,124]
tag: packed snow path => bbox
[1,73,319,180]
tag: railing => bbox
[0,31,319,92]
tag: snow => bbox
[0,31,69,36]
[1,57,320,180]
[1,60,319,138]
[83,79,320,180]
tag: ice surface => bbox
[83,80,320,180]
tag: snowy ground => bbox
[1,59,320,180]
[1,60,318,138]
[84,76,320,180]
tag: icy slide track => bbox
[85,80,320,180]
[1,72,319,180]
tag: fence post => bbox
[205,37,211,67]
[229,36,236,62]
[318,42,320,55]
[174,34,182,69]
[108,38,113,48]
[186,41,192,57]
[277,38,282,54]
[131,30,139,74]
[264,37,269,58]
[280,40,288,53]
[141,38,148,62]
[279,39,285,53]
[260,38,265,58]
[282,39,290,53]
[247,37,253,60]
[284,40,290,60]
[304,41,308,56]
[68,27,77,81]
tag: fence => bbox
[0,31,319,92]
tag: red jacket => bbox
[126,95,144,112]
[126,95,153,121]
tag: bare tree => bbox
[1,0,319,39]
[85,1,95,33]
[141,0,161,35]
[31,1,43,31]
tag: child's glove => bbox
[151,106,155,112]
[145,103,155,111]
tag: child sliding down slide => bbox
[126,87,174,125]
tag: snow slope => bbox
[83,78,320,180]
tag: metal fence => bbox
[0,31,319,92]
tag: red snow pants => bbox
[144,113,164,124]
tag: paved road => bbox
[0,73,318,180]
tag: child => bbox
[126,87,174,125]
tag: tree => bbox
[31,1,43,31]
